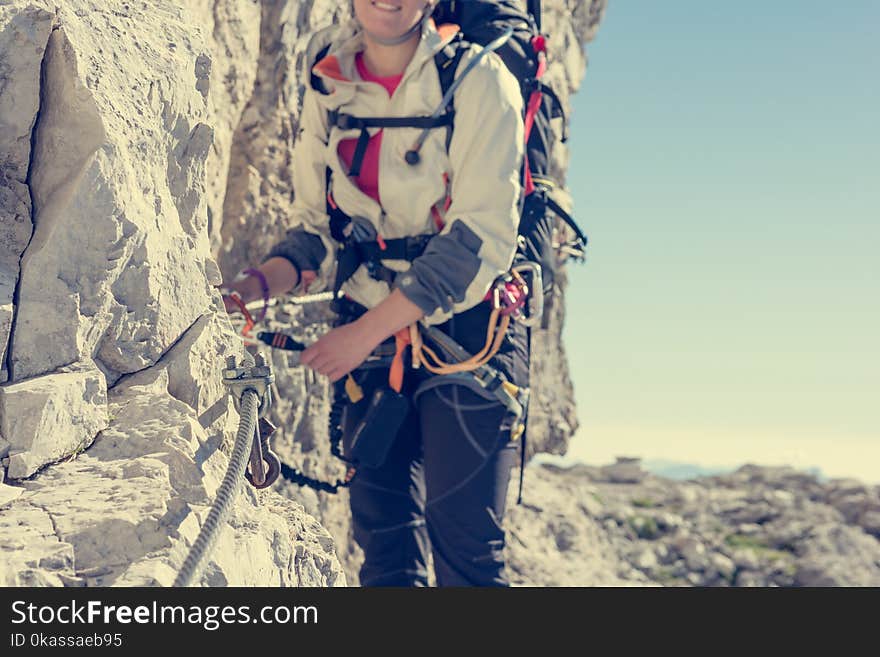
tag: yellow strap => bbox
[345,374,364,403]
[511,422,525,441]
[409,323,423,369]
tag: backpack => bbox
[431,0,587,308]
[312,0,588,319]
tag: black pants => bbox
[340,302,530,587]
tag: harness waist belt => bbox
[354,235,433,263]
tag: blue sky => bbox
[560,1,880,481]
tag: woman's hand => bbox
[300,321,382,383]
[300,289,425,382]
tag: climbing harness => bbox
[255,295,532,502]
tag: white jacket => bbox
[265,17,525,325]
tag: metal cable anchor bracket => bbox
[222,353,280,489]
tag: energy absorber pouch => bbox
[347,387,411,469]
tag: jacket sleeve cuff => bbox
[264,228,327,272]
[393,270,443,316]
[391,219,485,317]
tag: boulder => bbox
[0,366,107,479]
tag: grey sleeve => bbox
[392,219,484,316]
[263,227,328,275]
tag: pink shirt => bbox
[337,53,403,205]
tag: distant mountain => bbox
[640,460,828,483]
[640,460,736,481]
[533,454,829,484]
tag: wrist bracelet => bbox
[242,268,270,322]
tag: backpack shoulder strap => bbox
[434,33,468,99]
[527,0,543,32]
[310,44,332,95]
[433,33,468,152]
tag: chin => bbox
[357,1,417,38]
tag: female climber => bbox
[222,0,530,587]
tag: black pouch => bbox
[347,387,411,469]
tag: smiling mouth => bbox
[371,1,402,12]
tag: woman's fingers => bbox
[304,352,350,381]
[302,343,339,375]
[300,343,322,366]
[307,352,333,374]
[300,349,315,366]
[299,324,371,382]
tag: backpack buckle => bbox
[335,113,359,130]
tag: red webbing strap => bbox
[388,327,412,393]
[523,37,549,197]
[522,89,543,196]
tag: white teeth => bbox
[372,1,401,11]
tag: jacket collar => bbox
[312,17,460,87]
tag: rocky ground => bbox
[505,459,880,586]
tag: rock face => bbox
[0,3,54,383]
[510,460,880,587]
[0,1,344,587]
[0,365,107,479]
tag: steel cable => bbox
[173,388,259,587]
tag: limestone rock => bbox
[793,524,880,587]
[530,461,879,587]
[112,311,242,434]
[708,552,736,580]
[503,462,653,586]
[675,536,708,571]
[0,482,23,506]
[0,3,55,382]
[8,1,218,383]
[731,548,761,571]
[0,369,344,587]
[859,510,880,538]
[0,501,74,587]
[0,0,345,588]
[184,0,262,253]
[633,547,658,571]
[0,366,107,479]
